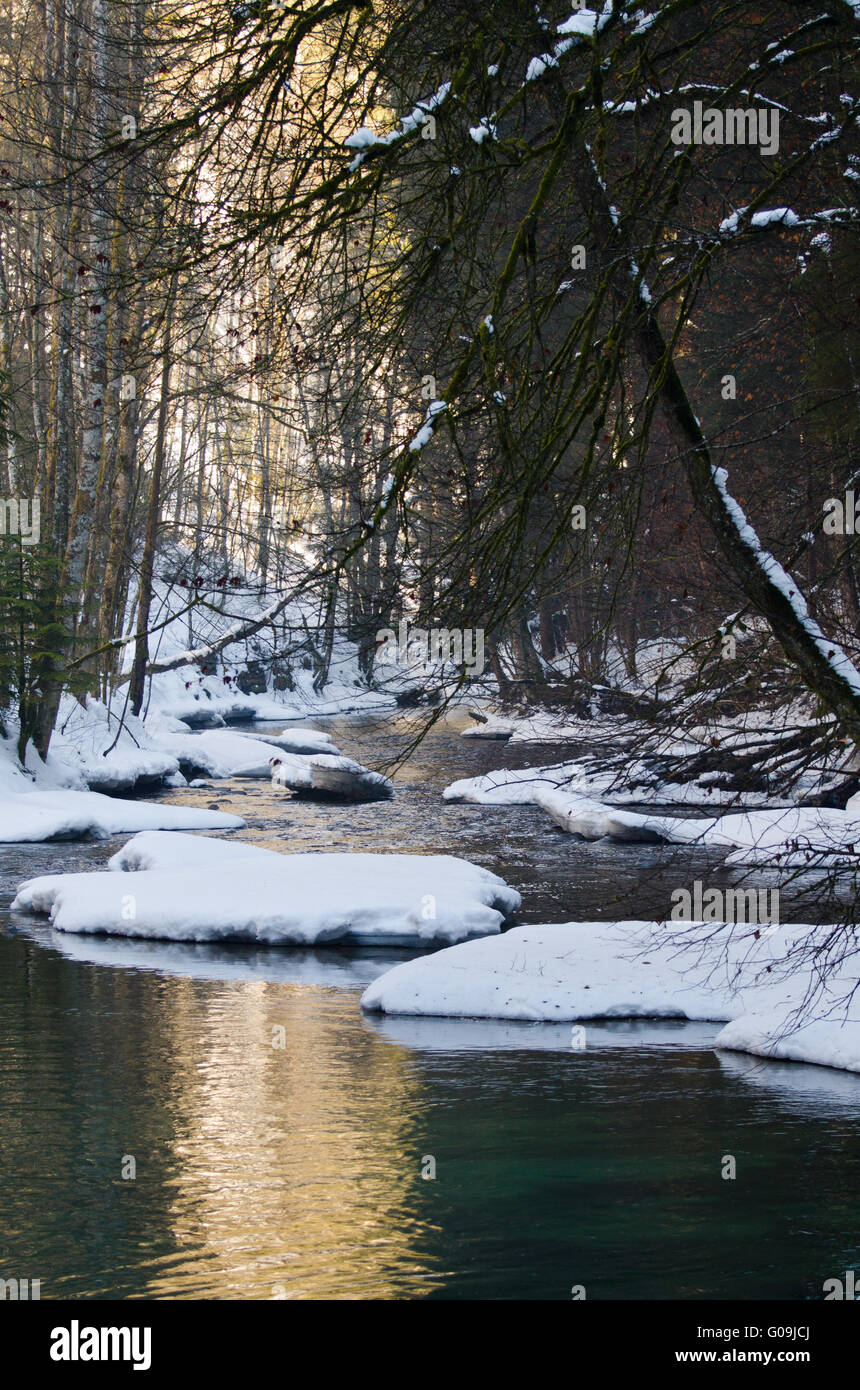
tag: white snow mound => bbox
[12,834,520,947]
[0,789,245,843]
[360,921,860,1074]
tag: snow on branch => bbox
[408,399,447,453]
[711,466,860,698]
[344,82,451,170]
[717,206,856,238]
[139,591,299,678]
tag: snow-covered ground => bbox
[12,830,521,948]
[49,696,182,792]
[361,920,860,1074]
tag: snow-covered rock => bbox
[461,715,515,740]
[271,752,394,801]
[107,828,277,873]
[12,831,286,912]
[0,789,245,842]
[12,834,521,947]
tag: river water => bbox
[0,712,857,1299]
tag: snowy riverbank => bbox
[360,919,860,1074]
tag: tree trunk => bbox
[129,275,177,716]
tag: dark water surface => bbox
[0,712,857,1299]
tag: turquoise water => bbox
[0,713,857,1299]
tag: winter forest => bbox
[0,0,859,1313]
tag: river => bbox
[0,711,857,1299]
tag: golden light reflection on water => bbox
[145,981,444,1299]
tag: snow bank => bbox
[533,788,677,841]
[445,760,731,808]
[0,789,245,843]
[718,808,860,866]
[715,1011,860,1073]
[361,920,860,1073]
[12,835,521,947]
[151,728,292,778]
[537,790,860,862]
[548,792,860,864]
[361,921,789,1022]
[446,765,860,864]
[444,764,562,805]
[0,733,68,796]
[50,696,181,793]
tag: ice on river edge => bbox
[12,830,521,948]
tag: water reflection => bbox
[716,1048,860,1114]
[366,1013,721,1054]
[150,986,442,1299]
[18,918,406,990]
